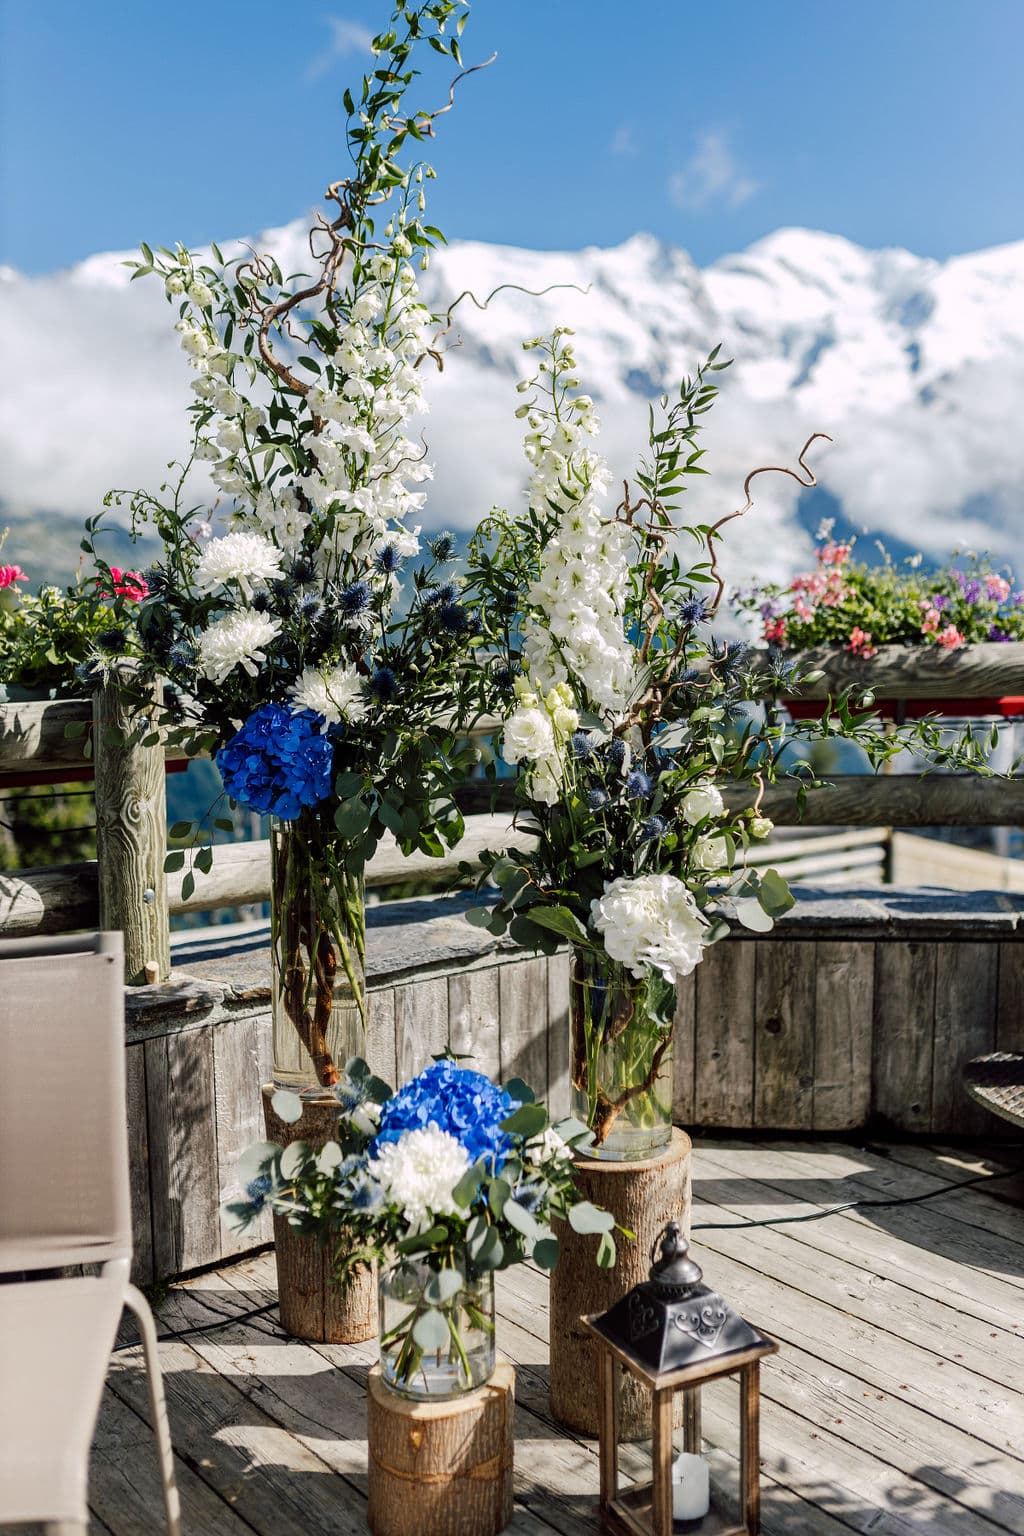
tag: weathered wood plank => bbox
[932,942,998,1136]
[366,985,397,1088]
[144,1024,221,1278]
[448,965,501,1080]
[213,1014,271,1259]
[546,950,571,1121]
[0,697,92,774]
[394,973,447,1082]
[728,774,1024,827]
[0,859,98,936]
[694,939,756,1126]
[499,954,549,1095]
[754,942,817,1129]
[872,941,937,1133]
[764,640,1024,700]
[124,1041,154,1287]
[672,968,697,1126]
[812,941,874,1130]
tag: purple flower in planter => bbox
[1014,592,1024,607]
[989,625,1012,643]
[931,593,949,611]
[962,578,983,604]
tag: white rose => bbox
[502,706,556,766]
[682,782,725,826]
[691,834,729,873]
[749,816,774,840]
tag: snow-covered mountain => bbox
[2,222,1022,585]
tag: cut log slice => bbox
[367,1357,515,1536]
[261,1084,375,1343]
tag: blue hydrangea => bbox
[372,1059,521,1172]
[217,703,333,819]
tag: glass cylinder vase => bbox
[569,944,677,1160]
[378,1257,496,1400]
[270,812,366,1095]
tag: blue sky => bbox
[2,0,1022,273]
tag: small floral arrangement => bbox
[734,523,1024,657]
[226,1057,617,1394]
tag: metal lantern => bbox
[582,1222,778,1536]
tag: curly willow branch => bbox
[706,432,833,618]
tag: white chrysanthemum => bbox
[195,532,284,600]
[681,782,726,826]
[195,609,282,684]
[591,873,709,985]
[368,1127,470,1231]
[289,664,366,725]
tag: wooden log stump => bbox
[261,1085,375,1343]
[550,1127,692,1439]
[367,1357,515,1536]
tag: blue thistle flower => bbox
[569,730,594,761]
[74,658,105,688]
[606,738,628,770]
[429,530,456,561]
[425,581,459,607]
[678,593,712,627]
[95,627,128,653]
[625,768,653,799]
[586,788,610,810]
[437,602,471,635]
[290,556,317,585]
[297,592,324,624]
[246,1174,272,1212]
[339,579,372,617]
[367,667,399,703]
[640,814,668,841]
[492,663,522,695]
[167,638,198,672]
[374,544,404,575]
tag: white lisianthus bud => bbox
[188,281,214,309]
[749,815,774,839]
[165,274,186,297]
[243,406,266,433]
[193,439,220,461]
[392,232,412,257]
[213,384,241,414]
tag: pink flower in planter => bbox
[845,626,877,659]
[937,624,965,650]
[763,616,787,644]
[820,541,852,566]
[986,573,1012,602]
[98,567,149,602]
[0,564,26,590]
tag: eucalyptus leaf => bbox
[567,1200,615,1235]
[412,1307,450,1352]
[425,1267,463,1305]
[534,1236,560,1271]
[317,1141,343,1174]
[500,1101,548,1138]
[236,1141,280,1185]
[596,1230,617,1268]
[280,1141,312,1180]
[734,897,775,933]
[503,1199,540,1239]
[271,1089,304,1125]
[502,1077,536,1106]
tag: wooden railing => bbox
[2,643,1021,978]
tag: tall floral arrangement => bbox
[97,1,484,1091]
[465,333,993,1157]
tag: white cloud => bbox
[669,130,758,213]
[307,16,375,80]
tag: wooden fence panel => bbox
[145,1025,221,1276]
[812,941,875,1131]
[499,955,549,1097]
[872,942,938,1133]
[754,941,817,1130]
[694,940,756,1126]
[931,944,998,1137]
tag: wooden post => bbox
[549,1128,692,1438]
[597,1351,619,1512]
[366,1358,515,1536]
[93,677,170,985]
[261,1086,375,1343]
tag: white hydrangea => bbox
[195,609,282,684]
[368,1127,470,1232]
[591,873,709,984]
[288,664,366,725]
[681,782,726,826]
[195,532,284,600]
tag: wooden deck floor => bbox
[73,1137,1024,1535]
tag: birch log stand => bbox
[550,1129,692,1439]
[367,1358,515,1536]
[261,1085,375,1343]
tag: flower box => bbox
[776,640,1024,721]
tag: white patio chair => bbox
[0,931,181,1534]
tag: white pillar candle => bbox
[672,1450,710,1521]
